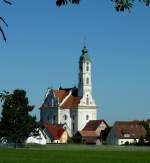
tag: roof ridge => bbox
[59,89,72,107]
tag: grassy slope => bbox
[0,147,150,163]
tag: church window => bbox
[86,115,89,121]
[72,123,75,131]
[53,115,56,122]
[86,77,89,85]
[51,98,54,106]
[86,97,89,105]
[86,63,89,71]
[80,77,82,83]
[47,115,49,121]
[64,114,67,120]
[72,115,75,120]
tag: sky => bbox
[0,0,150,125]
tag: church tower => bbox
[78,46,92,97]
[77,46,97,131]
[40,46,97,136]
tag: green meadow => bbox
[0,145,150,163]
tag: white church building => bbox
[40,46,97,136]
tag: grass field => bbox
[0,145,150,163]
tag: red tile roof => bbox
[114,121,146,139]
[44,124,65,140]
[82,120,107,131]
[40,87,81,109]
[54,90,70,102]
[80,131,97,137]
[61,95,81,108]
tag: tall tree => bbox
[0,89,38,144]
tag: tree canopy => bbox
[56,0,150,11]
[0,0,150,42]
[0,89,38,144]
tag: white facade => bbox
[26,129,49,145]
[40,46,97,136]
[107,127,141,145]
[77,46,96,132]
[77,108,96,131]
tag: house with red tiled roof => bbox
[26,123,69,145]
[79,120,108,144]
[43,124,68,143]
[106,121,146,145]
[40,46,97,136]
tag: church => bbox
[40,46,97,136]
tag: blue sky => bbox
[0,0,150,125]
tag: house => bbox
[26,128,49,145]
[43,123,69,143]
[40,46,97,136]
[79,120,108,144]
[106,121,146,145]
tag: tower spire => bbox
[78,46,92,97]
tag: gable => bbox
[43,124,65,140]
[83,120,107,131]
[40,87,81,109]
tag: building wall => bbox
[60,131,68,143]
[26,129,47,145]
[106,128,139,145]
[96,121,107,136]
[59,109,72,132]
[77,108,97,131]
[118,139,139,145]
[40,108,58,124]
[106,128,118,145]
[58,108,78,136]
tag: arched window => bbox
[86,77,89,84]
[51,98,54,106]
[86,115,89,121]
[53,115,56,121]
[86,63,89,71]
[80,77,82,83]
[64,114,67,120]
[72,123,75,131]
